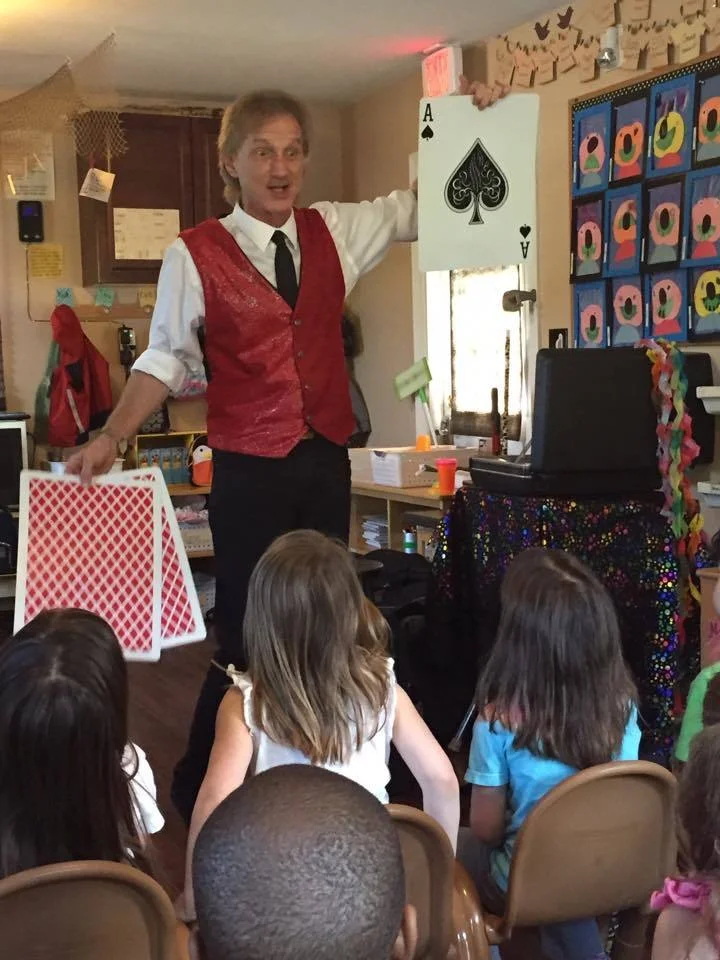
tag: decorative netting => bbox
[0,34,127,162]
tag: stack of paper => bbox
[362,515,388,551]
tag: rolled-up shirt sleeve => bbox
[132,239,205,395]
[314,188,418,295]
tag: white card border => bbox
[14,470,163,662]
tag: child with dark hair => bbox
[0,609,163,879]
[191,765,416,960]
[652,725,720,959]
[460,547,640,960]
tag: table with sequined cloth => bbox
[423,485,699,763]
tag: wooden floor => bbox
[127,636,214,895]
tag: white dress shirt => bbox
[132,190,418,394]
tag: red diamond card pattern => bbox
[23,478,156,654]
[160,513,197,641]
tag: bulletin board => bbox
[570,54,720,347]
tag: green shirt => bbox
[675,661,720,762]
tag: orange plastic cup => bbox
[416,434,432,452]
[435,457,457,495]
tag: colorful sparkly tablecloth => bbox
[424,486,700,763]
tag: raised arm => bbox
[65,241,205,482]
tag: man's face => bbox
[224,113,306,226]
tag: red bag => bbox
[48,306,112,448]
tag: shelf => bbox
[697,387,720,415]
[167,483,211,496]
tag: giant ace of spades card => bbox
[418,94,540,272]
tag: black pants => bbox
[171,435,351,824]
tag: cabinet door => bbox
[77,113,194,285]
[190,116,228,223]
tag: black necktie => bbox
[272,230,298,309]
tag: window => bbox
[450,266,522,440]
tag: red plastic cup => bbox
[435,457,457,495]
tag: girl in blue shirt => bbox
[460,547,641,960]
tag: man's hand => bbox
[458,75,510,110]
[64,432,117,485]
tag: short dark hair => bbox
[477,548,637,769]
[193,765,405,960]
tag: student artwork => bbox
[695,70,720,166]
[573,102,612,195]
[610,276,645,346]
[571,196,603,279]
[684,170,720,266]
[644,178,683,267]
[648,75,695,177]
[690,266,720,338]
[605,186,642,276]
[611,96,647,182]
[646,270,688,342]
[574,282,608,348]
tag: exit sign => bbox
[422,45,463,98]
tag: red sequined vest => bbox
[181,210,353,457]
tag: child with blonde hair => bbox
[181,530,459,915]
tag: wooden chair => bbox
[0,860,180,960]
[481,760,677,960]
[389,804,490,960]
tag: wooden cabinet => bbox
[190,117,228,223]
[77,112,224,286]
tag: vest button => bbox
[297,350,304,359]
[294,318,302,326]
[303,383,310,391]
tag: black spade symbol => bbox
[421,125,434,140]
[520,225,531,238]
[445,138,508,225]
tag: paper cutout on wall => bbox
[574,281,608,348]
[690,266,720,337]
[611,95,647,182]
[684,169,720,265]
[572,196,604,279]
[646,269,688,341]
[94,286,115,309]
[573,102,611,194]
[611,276,645,345]
[645,178,684,267]
[605,185,642,276]
[55,287,74,307]
[648,75,695,176]
[695,71,720,165]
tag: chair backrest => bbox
[503,760,677,931]
[389,804,455,960]
[0,859,179,960]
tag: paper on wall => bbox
[1,130,55,201]
[113,208,180,261]
[80,167,116,203]
[28,243,64,279]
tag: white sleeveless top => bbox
[227,658,397,803]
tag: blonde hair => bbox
[243,530,390,765]
[217,90,311,206]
